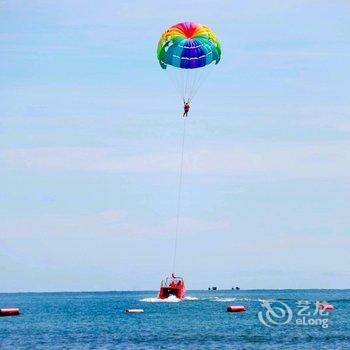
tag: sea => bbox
[0,289,349,349]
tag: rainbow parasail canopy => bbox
[157,22,221,70]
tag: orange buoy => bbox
[319,303,334,311]
[125,308,144,313]
[227,305,246,313]
[0,308,20,317]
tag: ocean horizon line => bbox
[1,288,349,294]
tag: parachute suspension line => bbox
[184,69,190,101]
[171,70,184,100]
[188,68,202,101]
[167,66,211,103]
[189,65,212,102]
[172,116,187,272]
[184,69,187,101]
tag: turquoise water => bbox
[1,290,349,349]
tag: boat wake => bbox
[141,295,271,303]
[183,296,199,301]
[141,295,199,303]
[208,297,237,302]
[141,295,181,303]
[206,297,274,303]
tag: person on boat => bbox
[183,100,190,117]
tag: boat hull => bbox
[158,286,185,299]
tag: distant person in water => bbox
[183,100,190,117]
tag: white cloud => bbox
[1,0,306,26]
[2,141,350,178]
[0,210,228,239]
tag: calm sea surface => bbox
[0,289,349,349]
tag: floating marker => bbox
[126,308,144,313]
[319,303,334,311]
[227,305,246,313]
[0,308,20,317]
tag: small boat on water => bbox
[158,273,185,299]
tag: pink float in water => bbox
[319,303,334,311]
[0,308,20,317]
[227,305,246,313]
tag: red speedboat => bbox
[158,273,185,299]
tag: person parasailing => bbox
[157,21,222,122]
[156,22,222,294]
[183,99,190,117]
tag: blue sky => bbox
[0,1,350,292]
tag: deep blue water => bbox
[1,289,350,349]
